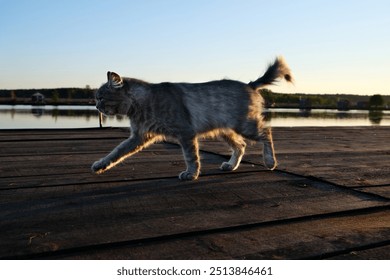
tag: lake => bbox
[0,105,389,129]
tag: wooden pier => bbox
[0,126,389,259]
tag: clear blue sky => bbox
[1,0,389,95]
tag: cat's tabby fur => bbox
[92,57,293,180]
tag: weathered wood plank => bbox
[0,139,125,156]
[0,152,260,189]
[274,151,390,183]
[198,127,390,198]
[0,127,129,142]
[327,244,390,260]
[49,209,390,260]
[0,139,263,189]
[0,172,388,259]
[0,127,389,260]
[354,186,390,199]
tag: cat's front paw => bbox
[220,162,238,171]
[179,171,199,181]
[91,159,110,174]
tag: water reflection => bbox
[31,107,44,117]
[368,109,384,125]
[262,108,390,127]
[0,105,128,129]
[299,109,311,118]
[0,105,389,129]
[336,112,349,119]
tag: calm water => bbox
[0,105,389,129]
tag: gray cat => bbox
[92,57,293,180]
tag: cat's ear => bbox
[107,71,123,89]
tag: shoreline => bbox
[1,101,389,111]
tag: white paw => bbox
[220,162,234,171]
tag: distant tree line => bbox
[0,87,389,109]
[0,86,95,105]
[259,89,389,109]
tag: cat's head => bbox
[95,72,132,116]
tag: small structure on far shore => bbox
[337,99,350,111]
[31,92,45,104]
[299,98,312,111]
[357,101,369,110]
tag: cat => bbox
[92,56,293,180]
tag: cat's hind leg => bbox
[260,127,277,170]
[220,132,246,171]
[178,135,200,180]
[239,122,277,170]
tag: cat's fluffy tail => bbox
[248,56,293,89]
